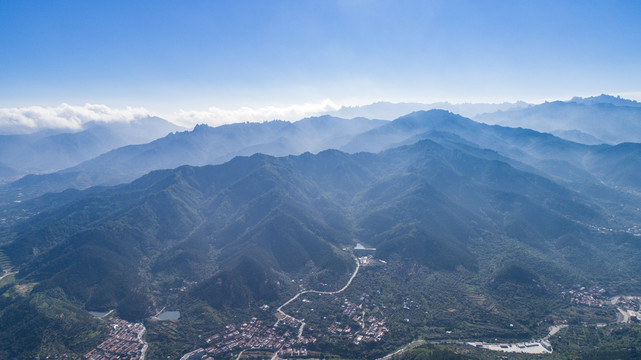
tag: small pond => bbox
[156,310,180,320]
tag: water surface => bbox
[157,310,180,320]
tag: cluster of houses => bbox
[202,318,316,357]
[169,280,198,292]
[343,301,359,317]
[563,285,608,307]
[612,296,641,322]
[563,286,641,323]
[278,347,309,357]
[352,316,389,345]
[326,318,388,345]
[84,318,145,360]
[330,298,389,345]
[328,321,352,335]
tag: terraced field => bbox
[0,250,11,271]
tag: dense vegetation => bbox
[396,344,472,360]
[0,278,106,359]
[1,110,641,358]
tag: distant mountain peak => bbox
[393,109,470,129]
[569,94,641,107]
[193,123,211,130]
[328,100,530,120]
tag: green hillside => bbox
[0,250,10,271]
[2,128,641,358]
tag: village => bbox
[563,284,609,307]
[563,284,641,323]
[83,317,146,360]
[188,309,388,359]
[181,253,390,359]
[329,298,389,345]
[194,295,390,359]
[175,317,318,359]
[467,285,641,355]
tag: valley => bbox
[3,0,641,357]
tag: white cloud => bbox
[0,103,151,134]
[0,100,343,134]
[174,99,340,127]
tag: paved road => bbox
[138,327,148,360]
[277,254,360,318]
[178,253,361,360]
[0,271,16,282]
[153,306,166,318]
[376,340,426,360]
[179,348,204,360]
[235,349,246,360]
[544,324,568,340]
[100,309,114,319]
[267,254,361,359]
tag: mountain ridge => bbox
[0,116,184,183]
[2,112,641,358]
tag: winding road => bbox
[276,254,360,328]
[138,327,149,360]
[178,253,362,360]
[262,253,361,360]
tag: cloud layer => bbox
[0,100,342,134]
[174,99,340,127]
[0,103,151,134]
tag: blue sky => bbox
[1,0,640,119]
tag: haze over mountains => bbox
[325,94,641,146]
[0,117,184,182]
[477,95,641,144]
[0,117,385,201]
[327,100,531,120]
[325,95,641,146]
[1,94,637,187]
[2,95,641,359]
[3,95,641,208]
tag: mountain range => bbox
[5,109,641,221]
[0,117,183,183]
[476,94,641,144]
[326,100,530,120]
[1,99,641,358]
[3,135,639,348]
[0,117,384,202]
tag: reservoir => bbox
[157,310,180,320]
[354,242,376,257]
